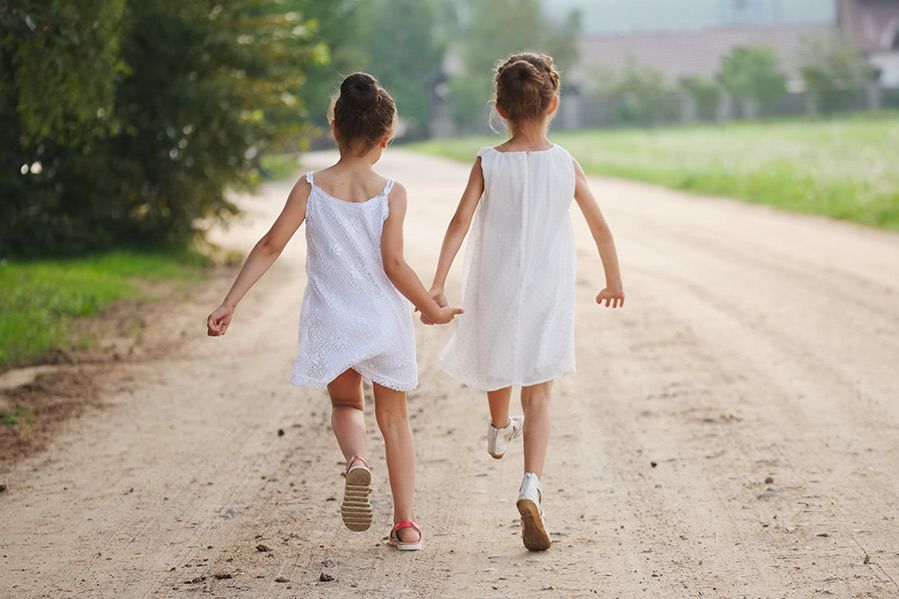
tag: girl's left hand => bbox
[596,287,624,308]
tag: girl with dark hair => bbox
[207,72,461,551]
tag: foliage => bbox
[354,0,447,135]
[0,248,205,369]
[0,0,326,257]
[447,0,582,129]
[597,60,679,126]
[277,0,365,130]
[798,33,871,114]
[1,0,126,145]
[259,153,299,181]
[716,45,786,116]
[409,112,899,231]
[678,76,719,121]
[290,0,447,138]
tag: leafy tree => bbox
[598,60,678,126]
[798,33,872,114]
[448,0,582,129]
[716,45,786,117]
[1,0,125,145]
[355,0,446,135]
[1,0,326,257]
[677,76,719,121]
[284,0,367,131]
[288,0,447,139]
[0,0,127,255]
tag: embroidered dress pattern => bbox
[292,172,418,391]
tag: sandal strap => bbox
[390,520,420,538]
[346,455,369,472]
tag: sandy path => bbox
[2,149,898,598]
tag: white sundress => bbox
[440,144,577,391]
[291,172,418,391]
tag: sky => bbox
[545,0,836,34]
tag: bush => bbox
[0,1,324,258]
[598,61,679,126]
[798,33,872,114]
[716,45,787,118]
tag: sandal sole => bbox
[342,467,372,532]
[516,498,551,552]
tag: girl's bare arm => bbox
[573,159,625,308]
[207,178,310,336]
[381,183,462,325]
[428,157,485,304]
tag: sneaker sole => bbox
[516,498,551,551]
[342,467,372,532]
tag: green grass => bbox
[2,406,30,426]
[259,152,300,181]
[407,112,899,231]
[0,249,206,369]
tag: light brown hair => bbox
[493,52,561,122]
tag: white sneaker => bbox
[486,415,523,459]
[516,472,551,551]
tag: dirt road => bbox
[2,149,899,598]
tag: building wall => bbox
[573,24,835,88]
[838,0,899,88]
[838,0,899,52]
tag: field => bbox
[408,112,899,231]
[0,250,205,369]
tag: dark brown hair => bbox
[329,72,397,152]
[493,52,561,122]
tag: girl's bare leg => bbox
[373,383,420,543]
[520,381,553,478]
[487,386,513,428]
[327,369,366,460]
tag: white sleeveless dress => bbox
[440,145,577,391]
[291,172,418,391]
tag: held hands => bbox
[207,304,235,336]
[427,305,464,325]
[596,287,625,309]
[417,286,462,325]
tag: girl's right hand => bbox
[418,286,450,324]
[207,304,234,336]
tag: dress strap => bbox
[304,171,314,185]
[379,178,394,222]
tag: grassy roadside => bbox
[0,249,207,370]
[259,152,300,181]
[407,112,899,231]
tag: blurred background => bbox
[1,0,898,369]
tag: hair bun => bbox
[493,52,561,122]
[506,60,541,82]
[340,72,380,112]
